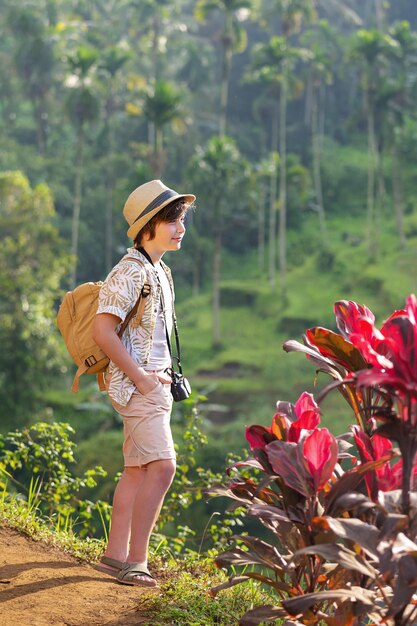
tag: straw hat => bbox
[123,179,195,240]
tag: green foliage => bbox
[143,80,184,127]
[156,396,248,554]
[0,421,108,536]
[0,171,71,428]
[189,135,252,242]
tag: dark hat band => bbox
[132,189,177,226]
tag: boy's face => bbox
[142,215,186,254]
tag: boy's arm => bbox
[92,312,165,395]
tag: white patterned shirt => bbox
[96,247,175,406]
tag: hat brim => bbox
[127,193,196,240]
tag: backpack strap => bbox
[98,256,151,390]
[73,363,89,393]
[116,256,151,336]
[97,371,106,392]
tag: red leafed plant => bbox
[209,296,417,626]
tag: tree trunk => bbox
[220,34,232,137]
[212,229,222,348]
[392,138,406,249]
[375,142,386,256]
[34,98,47,157]
[193,256,200,297]
[258,183,267,273]
[71,128,84,288]
[374,0,384,30]
[153,15,161,81]
[312,84,327,244]
[268,99,279,288]
[319,82,326,152]
[149,126,165,179]
[105,100,115,273]
[304,71,313,126]
[278,59,288,302]
[366,92,377,260]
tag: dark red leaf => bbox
[210,575,250,597]
[320,517,379,559]
[266,440,312,497]
[282,587,375,615]
[291,543,376,577]
[239,605,287,626]
[391,554,417,616]
[325,457,392,515]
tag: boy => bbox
[92,179,195,587]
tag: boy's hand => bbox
[157,372,172,385]
[135,370,160,395]
[134,369,171,394]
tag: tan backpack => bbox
[56,258,150,393]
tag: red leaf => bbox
[289,392,321,442]
[245,424,274,450]
[303,428,338,492]
[334,300,375,339]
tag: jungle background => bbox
[1,0,417,549]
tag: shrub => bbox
[209,296,417,625]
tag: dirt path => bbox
[0,527,155,626]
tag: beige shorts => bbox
[109,380,175,468]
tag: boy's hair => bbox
[134,198,191,248]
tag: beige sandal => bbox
[117,562,158,587]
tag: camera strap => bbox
[137,247,183,376]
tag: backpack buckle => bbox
[85,355,98,367]
[141,283,151,297]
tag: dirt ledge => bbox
[0,526,153,626]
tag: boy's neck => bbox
[138,244,164,265]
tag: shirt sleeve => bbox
[97,262,145,322]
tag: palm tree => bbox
[8,5,56,156]
[316,0,361,27]
[190,136,250,347]
[254,155,277,273]
[351,29,398,259]
[251,31,312,293]
[195,0,253,136]
[99,45,130,272]
[387,21,417,249]
[301,20,341,244]
[64,46,100,287]
[142,79,184,178]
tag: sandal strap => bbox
[100,556,125,570]
[118,562,153,582]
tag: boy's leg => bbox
[103,466,145,563]
[127,458,176,563]
[103,459,175,580]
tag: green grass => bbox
[0,495,105,563]
[138,553,277,626]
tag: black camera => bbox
[170,371,191,402]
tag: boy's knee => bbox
[148,459,176,488]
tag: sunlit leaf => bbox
[306,327,368,372]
